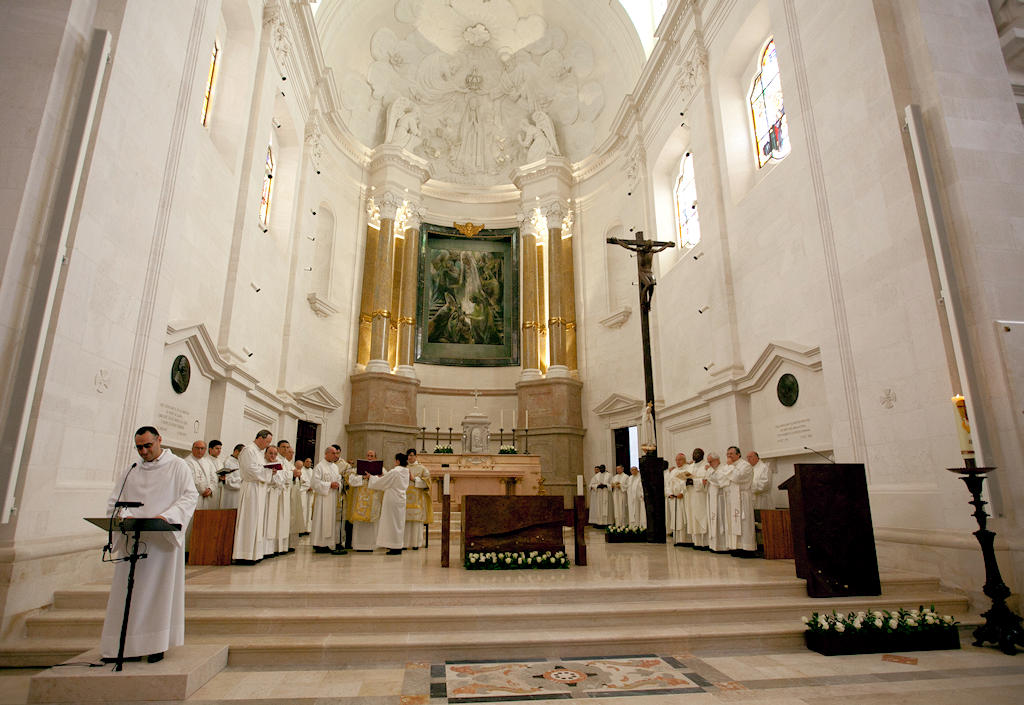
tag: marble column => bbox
[545,203,568,377]
[366,197,398,374]
[561,226,578,375]
[396,213,421,378]
[355,222,377,368]
[387,234,404,371]
[520,221,541,380]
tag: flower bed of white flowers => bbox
[604,525,647,542]
[433,445,453,454]
[465,550,570,570]
[498,445,518,454]
[803,606,960,656]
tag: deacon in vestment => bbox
[347,450,382,551]
[748,451,773,510]
[609,465,629,526]
[289,459,309,542]
[218,443,244,509]
[301,457,314,533]
[310,445,344,553]
[704,453,729,552]
[588,465,611,526]
[404,448,431,549]
[724,446,756,553]
[626,466,647,529]
[100,426,198,661]
[231,429,274,563]
[684,448,709,547]
[367,453,410,554]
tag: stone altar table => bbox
[420,453,543,510]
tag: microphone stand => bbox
[803,446,835,464]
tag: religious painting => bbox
[170,355,191,394]
[777,373,799,407]
[416,223,519,366]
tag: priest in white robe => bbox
[310,445,344,553]
[218,443,244,509]
[686,449,709,547]
[588,465,612,526]
[667,453,689,545]
[301,457,314,533]
[289,459,309,541]
[264,446,289,555]
[724,446,756,553]
[231,430,274,563]
[609,465,629,526]
[626,466,647,529]
[704,453,729,552]
[100,426,198,661]
[185,440,218,510]
[367,453,410,554]
[347,450,381,551]
[748,451,773,510]
[404,449,431,550]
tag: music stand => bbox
[84,517,181,671]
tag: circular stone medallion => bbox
[171,355,191,394]
[777,373,799,407]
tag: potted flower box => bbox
[804,607,960,656]
[605,526,647,543]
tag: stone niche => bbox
[346,371,420,461]
[516,375,584,503]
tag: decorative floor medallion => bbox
[438,655,706,702]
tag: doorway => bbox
[613,426,640,470]
[295,420,318,465]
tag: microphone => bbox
[804,446,836,464]
[113,501,144,508]
[106,463,138,560]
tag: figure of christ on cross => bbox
[606,231,675,543]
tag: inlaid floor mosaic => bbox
[433,655,708,702]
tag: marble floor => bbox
[4,530,1021,704]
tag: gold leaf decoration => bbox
[454,221,484,237]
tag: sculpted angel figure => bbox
[384,96,422,151]
[519,110,560,162]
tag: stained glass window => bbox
[674,152,700,248]
[749,37,790,168]
[200,40,220,127]
[258,137,274,228]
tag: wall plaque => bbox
[777,372,799,407]
[170,355,191,394]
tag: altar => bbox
[419,453,543,510]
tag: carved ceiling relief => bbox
[339,0,606,185]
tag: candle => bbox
[576,475,584,496]
[952,394,974,461]
[449,410,453,428]
[443,473,450,495]
[525,409,529,428]
[500,409,504,428]
[436,408,440,427]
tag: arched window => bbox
[258,136,275,228]
[674,152,700,248]
[749,37,790,168]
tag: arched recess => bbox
[603,223,634,323]
[306,201,339,317]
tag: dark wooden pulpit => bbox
[780,463,881,597]
[187,509,236,565]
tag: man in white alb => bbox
[100,426,198,663]
[185,440,218,511]
[367,452,410,554]
[264,445,289,556]
[609,465,629,526]
[231,429,273,564]
[724,446,756,555]
[310,444,345,554]
[626,466,647,529]
[667,452,689,545]
[686,448,709,548]
[705,452,729,552]
[404,448,431,550]
[206,440,224,507]
[347,449,381,551]
[588,465,611,526]
[218,443,244,509]
[748,450,773,510]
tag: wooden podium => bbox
[779,463,881,597]
[187,509,236,566]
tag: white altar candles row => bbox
[576,475,584,496]
[417,407,530,429]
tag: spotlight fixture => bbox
[315,169,321,175]
[627,191,632,196]
[242,346,254,358]
[272,118,281,129]
[281,75,287,82]
[697,305,710,314]
[306,235,316,241]
[692,251,704,261]
[250,281,261,293]
[303,266,313,272]
[280,90,286,97]
[261,227,268,234]
[703,362,715,371]
[310,208,317,216]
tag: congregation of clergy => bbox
[587,447,772,556]
[180,430,432,563]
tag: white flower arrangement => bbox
[433,445,454,454]
[498,445,518,454]
[803,606,958,636]
[464,550,570,570]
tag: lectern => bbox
[779,463,880,597]
[85,516,181,671]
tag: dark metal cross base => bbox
[949,467,1024,655]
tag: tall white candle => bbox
[500,409,504,428]
[577,475,584,495]
[525,409,529,428]
[436,408,440,428]
[443,473,450,495]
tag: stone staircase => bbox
[0,567,969,667]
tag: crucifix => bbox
[606,230,675,542]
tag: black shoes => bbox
[385,548,403,555]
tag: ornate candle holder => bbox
[948,465,1023,654]
[420,427,426,453]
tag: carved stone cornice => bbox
[368,143,431,185]
[306,292,339,318]
[599,306,632,329]
[375,190,401,221]
[539,199,568,222]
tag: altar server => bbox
[206,440,224,508]
[265,446,290,555]
[367,452,410,554]
[310,445,344,553]
[626,466,647,529]
[100,426,198,662]
[289,459,309,542]
[705,453,729,552]
[685,448,709,547]
[749,451,773,510]
[724,446,756,554]
[404,449,431,549]
[588,465,612,526]
[347,450,381,551]
[667,453,689,545]
[609,465,629,526]
[231,430,273,563]
[218,444,244,509]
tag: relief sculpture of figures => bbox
[384,96,422,152]
[519,110,560,162]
